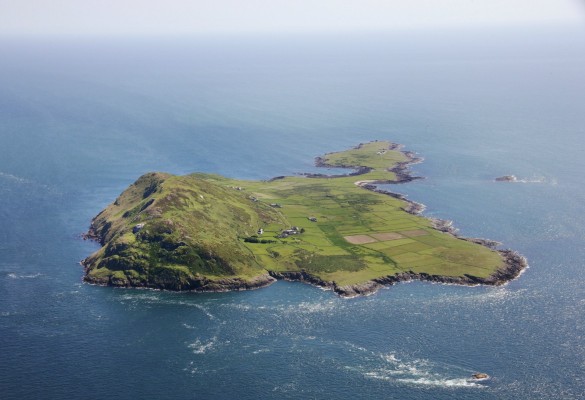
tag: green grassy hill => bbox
[83,172,283,290]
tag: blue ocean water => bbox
[1,28,584,399]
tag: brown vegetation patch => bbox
[344,235,378,244]
[370,232,405,241]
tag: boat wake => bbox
[345,346,485,389]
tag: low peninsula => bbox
[82,141,526,297]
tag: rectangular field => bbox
[344,234,377,244]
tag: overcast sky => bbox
[1,0,583,36]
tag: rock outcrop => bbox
[495,175,517,182]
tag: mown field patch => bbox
[344,235,378,244]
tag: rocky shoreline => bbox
[80,258,277,293]
[268,249,527,298]
[82,246,526,297]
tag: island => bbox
[471,373,490,381]
[495,175,518,182]
[82,141,526,297]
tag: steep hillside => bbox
[83,172,284,290]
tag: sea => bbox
[1,27,584,399]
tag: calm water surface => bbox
[1,29,584,399]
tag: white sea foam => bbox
[345,346,485,389]
[498,175,556,185]
[252,348,270,354]
[363,361,482,389]
[119,293,161,302]
[183,361,198,374]
[342,341,369,353]
[417,287,528,309]
[7,272,42,279]
[192,304,217,320]
[397,377,481,388]
[188,336,217,354]
[223,299,339,315]
[275,300,339,315]
[297,300,337,313]
[517,175,555,184]
[118,294,218,320]
[0,171,54,192]
[224,303,252,311]
[0,171,30,184]
[272,382,298,393]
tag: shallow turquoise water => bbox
[1,29,584,399]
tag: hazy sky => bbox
[1,0,584,36]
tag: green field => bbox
[83,141,505,290]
